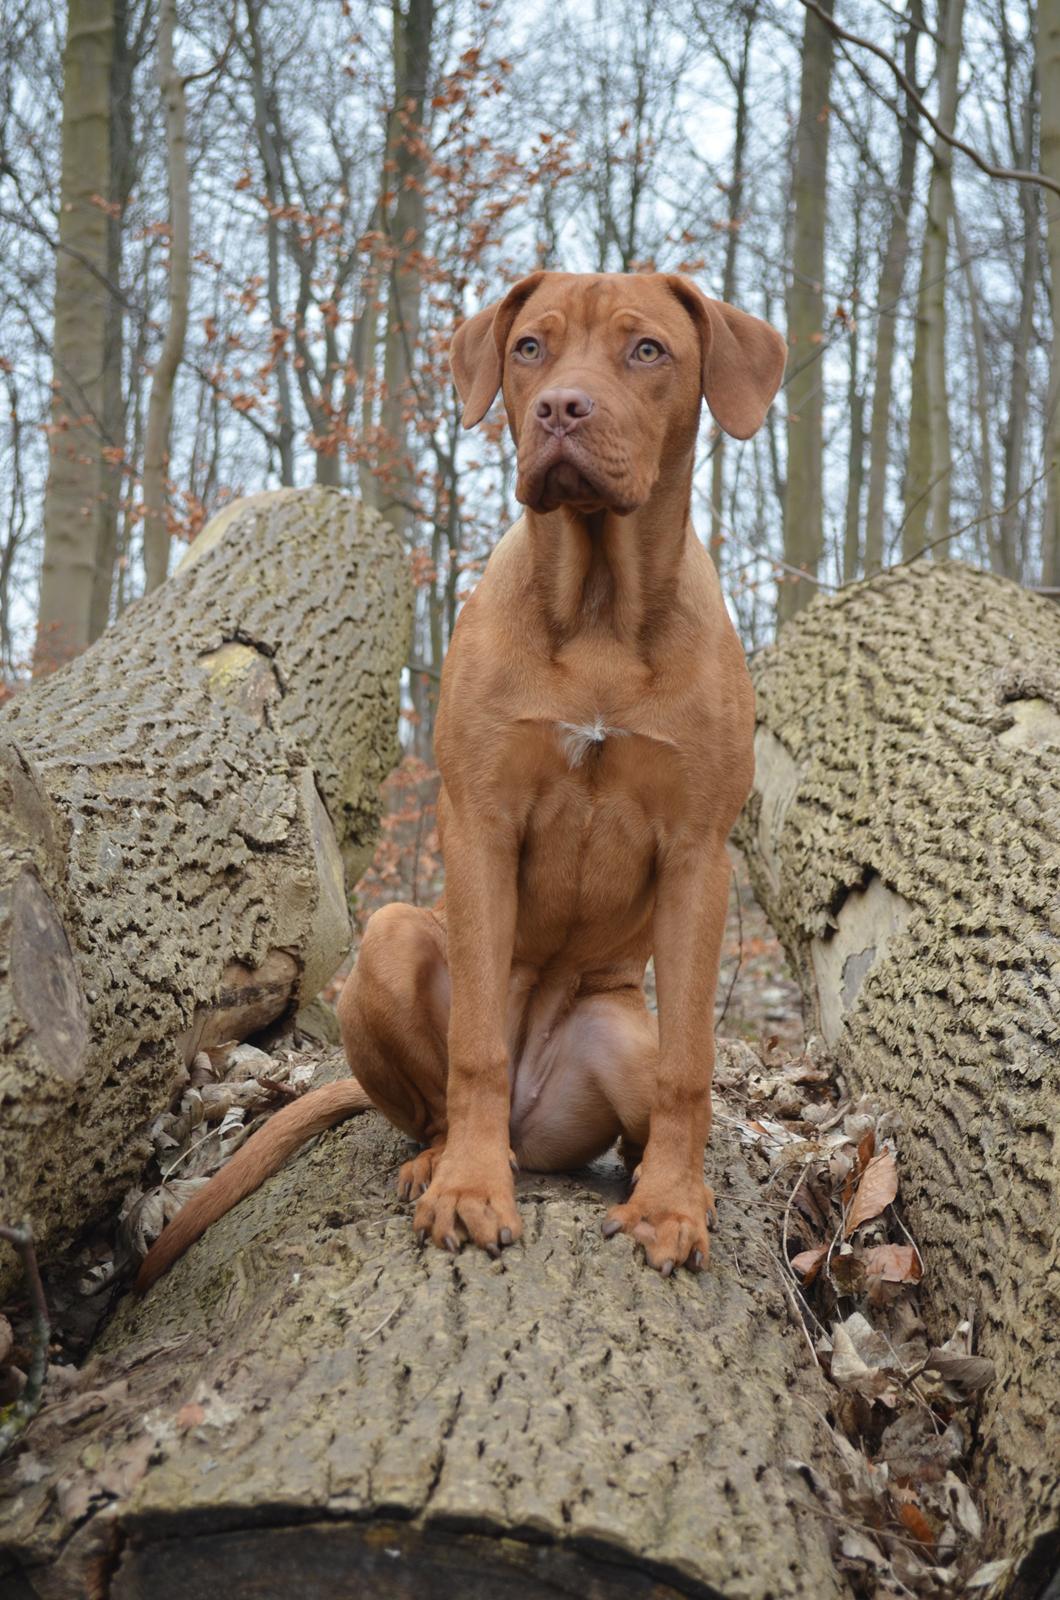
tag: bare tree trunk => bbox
[1039,0,1060,584]
[378,0,435,549]
[88,0,137,640]
[0,1103,850,1600]
[142,0,190,593]
[0,489,410,1292]
[901,0,966,558]
[245,0,296,487]
[841,208,864,584]
[736,560,1060,1591]
[998,81,1038,581]
[34,0,114,673]
[779,0,833,624]
[864,0,921,573]
[953,210,995,557]
[709,3,755,567]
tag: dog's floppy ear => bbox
[666,276,787,440]
[450,272,547,428]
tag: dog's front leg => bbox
[604,838,731,1275]
[413,819,523,1256]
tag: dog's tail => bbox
[135,1078,374,1292]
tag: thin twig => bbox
[794,0,1060,198]
[0,1221,50,1456]
[715,870,744,1032]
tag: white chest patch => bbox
[556,716,629,769]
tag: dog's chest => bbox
[554,715,629,769]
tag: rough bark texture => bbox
[0,488,410,1294]
[736,560,1060,1594]
[0,1062,849,1600]
[35,0,114,672]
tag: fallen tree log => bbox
[0,488,410,1292]
[735,560,1060,1597]
[0,1061,847,1600]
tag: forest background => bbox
[4,0,1060,742]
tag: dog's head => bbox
[450,271,786,517]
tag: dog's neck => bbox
[523,453,694,653]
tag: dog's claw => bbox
[443,1233,460,1253]
[660,1258,675,1278]
[601,1217,623,1238]
[416,1228,428,1247]
[499,1227,513,1246]
[485,1242,501,1259]
[690,1249,704,1270]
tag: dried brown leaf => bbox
[790,1245,828,1283]
[924,1349,996,1391]
[862,1243,923,1284]
[845,1149,899,1236]
[897,1498,935,1548]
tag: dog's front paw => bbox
[413,1153,523,1258]
[602,1177,715,1276]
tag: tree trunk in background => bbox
[864,0,921,573]
[709,4,755,569]
[779,0,833,624]
[902,0,965,559]
[245,0,296,487]
[381,0,435,733]
[142,0,191,592]
[379,0,434,547]
[841,206,864,583]
[998,79,1038,580]
[0,1102,849,1600]
[1039,0,1060,585]
[0,489,410,1294]
[736,561,1060,1594]
[89,0,133,640]
[953,210,994,559]
[34,0,114,673]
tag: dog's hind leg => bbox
[337,901,452,1197]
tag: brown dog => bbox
[138,272,785,1290]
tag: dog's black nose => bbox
[535,388,594,435]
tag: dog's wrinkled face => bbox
[450,271,786,518]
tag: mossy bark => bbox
[0,488,410,1293]
[0,1066,848,1600]
[735,559,1060,1595]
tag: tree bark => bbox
[863,0,921,574]
[735,560,1060,1592]
[901,0,965,559]
[708,4,756,572]
[1039,0,1060,585]
[142,0,191,593]
[0,1083,848,1600]
[779,0,834,623]
[35,0,115,673]
[0,488,410,1294]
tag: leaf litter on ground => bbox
[714,1035,1004,1599]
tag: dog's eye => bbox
[633,340,664,363]
[514,337,542,360]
